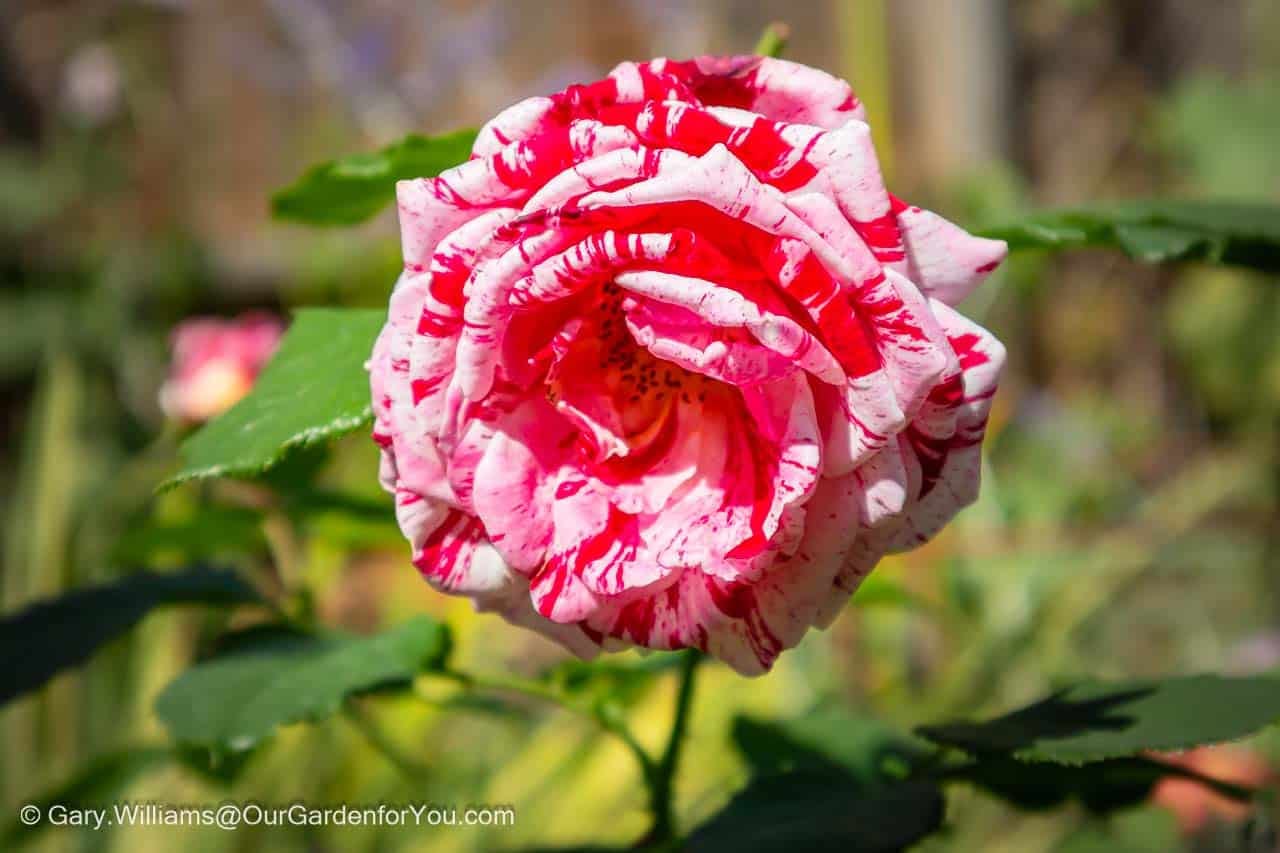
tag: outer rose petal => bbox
[717,471,867,673]
[895,200,1009,305]
[884,302,1006,551]
[476,578,604,660]
[371,55,1007,674]
[409,508,511,597]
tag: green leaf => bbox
[0,567,258,706]
[851,575,927,611]
[111,506,267,564]
[944,754,1252,815]
[272,130,477,225]
[918,674,1280,764]
[686,773,945,853]
[155,616,450,752]
[174,743,258,784]
[2,747,171,846]
[1052,808,1182,853]
[543,652,684,706]
[161,308,385,490]
[753,22,790,58]
[515,848,627,853]
[981,200,1280,272]
[732,709,926,787]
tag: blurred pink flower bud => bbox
[161,312,283,423]
[1151,746,1272,834]
[62,43,123,126]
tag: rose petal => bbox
[895,200,1009,306]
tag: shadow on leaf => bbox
[918,686,1152,754]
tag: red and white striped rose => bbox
[369,55,1006,674]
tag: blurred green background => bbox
[1,1,1278,851]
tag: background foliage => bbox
[2,1,1279,852]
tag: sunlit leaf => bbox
[155,616,451,752]
[851,575,927,610]
[0,567,258,706]
[732,709,926,787]
[982,200,1280,272]
[160,308,384,490]
[272,130,477,225]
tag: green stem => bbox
[427,653,702,846]
[434,667,577,708]
[644,649,702,845]
[342,700,431,781]
[424,667,659,787]
[754,22,790,58]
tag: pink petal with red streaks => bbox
[471,399,571,573]
[885,302,1005,551]
[623,298,798,386]
[615,270,845,385]
[896,202,1009,305]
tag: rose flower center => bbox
[544,279,715,467]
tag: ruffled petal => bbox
[615,270,845,384]
[471,399,571,573]
[624,298,798,386]
[884,302,1005,550]
[895,199,1008,306]
[398,122,635,268]
[787,191,954,420]
[652,56,864,128]
[531,480,672,620]
[410,509,516,598]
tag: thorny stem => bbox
[754,21,790,58]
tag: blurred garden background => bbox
[1,1,1278,851]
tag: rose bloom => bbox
[160,313,283,423]
[370,56,1006,674]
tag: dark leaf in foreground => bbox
[155,616,451,752]
[944,754,1254,815]
[686,772,944,853]
[2,747,171,846]
[0,567,258,706]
